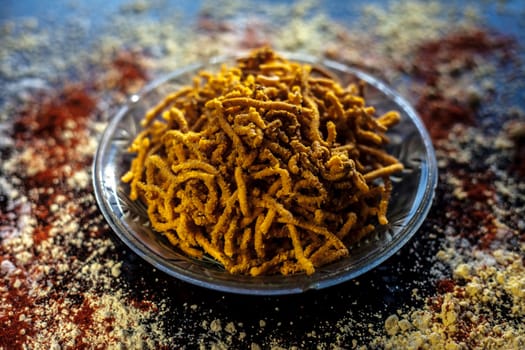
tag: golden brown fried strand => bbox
[287,224,315,275]
[121,136,150,200]
[377,110,401,128]
[142,87,193,127]
[337,212,358,239]
[377,178,393,225]
[234,166,250,217]
[357,144,400,165]
[363,163,404,182]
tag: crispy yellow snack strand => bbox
[122,48,403,276]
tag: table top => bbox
[1,1,524,348]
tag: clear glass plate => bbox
[92,53,438,295]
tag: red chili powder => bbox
[111,51,148,92]
[436,279,455,294]
[413,29,515,141]
[427,294,443,314]
[72,299,96,349]
[426,283,475,345]
[13,85,96,142]
[0,281,35,349]
[130,298,157,313]
[12,84,96,188]
[444,168,500,249]
[416,93,475,141]
[33,225,51,245]
[413,29,515,86]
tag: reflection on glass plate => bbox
[92,53,438,295]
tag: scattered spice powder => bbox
[411,29,516,142]
[1,57,171,349]
[413,29,516,86]
[1,0,524,348]
[109,50,149,93]
[416,93,476,141]
[13,84,96,142]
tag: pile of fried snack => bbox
[122,48,403,276]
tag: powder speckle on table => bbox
[1,0,524,348]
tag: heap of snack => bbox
[122,48,403,276]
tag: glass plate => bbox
[92,53,438,295]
